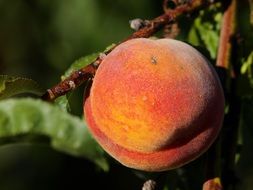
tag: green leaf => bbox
[56,53,99,112]
[56,44,116,112]
[61,43,116,81]
[0,98,109,171]
[0,75,44,100]
[241,51,253,74]
[54,95,70,112]
[104,43,116,52]
[240,51,253,88]
[188,26,201,46]
[61,53,99,81]
[188,6,222,59]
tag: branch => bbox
[41,0,218,101]
[218,1,241,189]
[203,0,238,190]
[216,0,237,69]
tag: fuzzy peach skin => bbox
[84,38,225,171]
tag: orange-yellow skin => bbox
[84,38,224,171]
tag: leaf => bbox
[241,51,253,74]
[54,54,97,112]
[54,95,70,112]
[104,43,116,52]
[56,44,116,112]
[61,43,116,81]
[188,26,201,46]
[61,53,99,81]
[0,75,44,100]
[188,6,222,59]
[240,51,253,88]
[56,53,99,111]
[0,98,109,171]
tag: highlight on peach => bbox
[84,38,225,172]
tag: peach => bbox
[83,38,224,172]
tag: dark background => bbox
[0,1,253,190]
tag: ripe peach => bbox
[84,38,224,172]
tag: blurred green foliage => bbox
[0,0,253,190]
[0,98,108,171]
[188,5,222,59]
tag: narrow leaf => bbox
[61,53,99,80]
[61,43,116,81]
[241,51,253,74]
[56,53,99,111]
[55,44,116,111]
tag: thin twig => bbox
[203,0,238,190]
[216,0,237,69]
[203,1,237,189]
[219,1,241,189]
[41,0,219,101]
